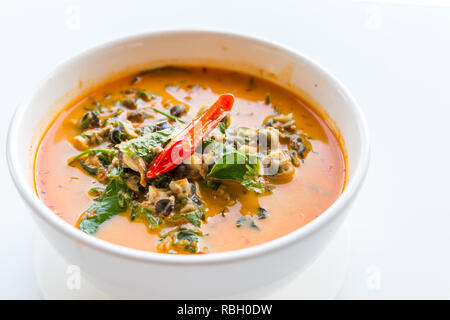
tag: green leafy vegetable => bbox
[207,151,250,179]
[119,126,175,162]
[140,66,191,75]
[131,66,191,85]
[202,139,235,155]
[97,152,113,166]
[131,204,161,229]
[171,209,205,228]
[241,179,265,193]
[135,89,154,102]
[68,149,115,165]
[102,110,122,124]
[79,178,131,234]
[176,229,201,253]
[265,93,271,105]
[218,115,230,134]
[88,187,102,196]
[204,140,264,193]
[218,122,227,134]
[79,160,98,176]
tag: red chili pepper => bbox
[146,94,235,179]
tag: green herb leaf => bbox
[79,178,131,234]
[205,140,264,193]
[102,110,122,125]
[131,204,161,229]
[79,160,98,176]
[140,66,191,75]
[171,209,205,228]
[218,115,230,134]
[88,187,102,196]
[119,126,176,162]
[131,66,191,85]
[67,149,115,165]
[218,122,226,134]
[176,228,201,253]
[241,179,265,194]
[135,89,154,102]
[176,229,200,244]
[207,152,249,180]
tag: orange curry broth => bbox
[34,67,346,253]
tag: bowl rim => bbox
[6,29,370,265]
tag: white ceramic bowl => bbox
[7,30,369,299]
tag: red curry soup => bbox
[35,66,346,254]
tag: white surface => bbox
[0,0,449,299]
[34,223,349,300]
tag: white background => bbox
[1,0,450,299]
